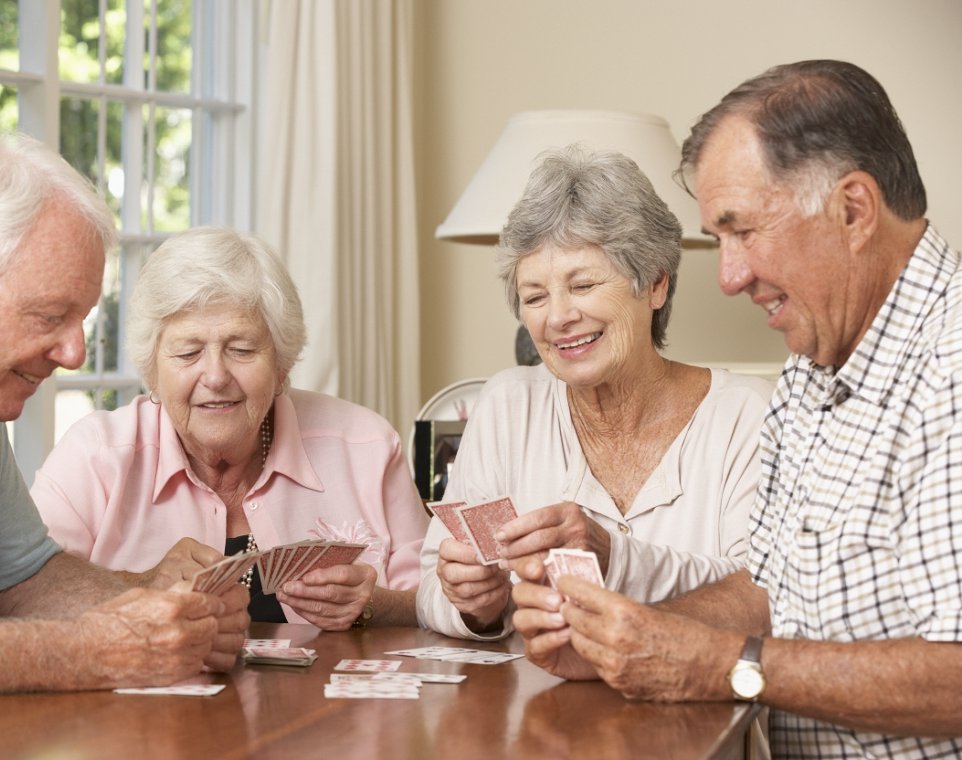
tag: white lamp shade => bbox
[436,110,710,245]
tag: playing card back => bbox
[427,500,470,543]
[455,497,518,565]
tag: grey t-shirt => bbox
[0,426,60,591]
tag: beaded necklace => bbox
[241,414,272,588]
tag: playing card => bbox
[114,684,226,696]
[384,646,477,658]
[191,551,262,595]
[455,497,518,565]
[242,638,292,649]
[384,646,522,665]
[373,672,466,684]
[427,501,470,544]
[544,548,604,590]
[334,659,403,672]
[431,650,524,665]
[330,673,377,683]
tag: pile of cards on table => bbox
[190,539,367,595]
[543,547,605,590]
[242,637,318,667]
[428,496,518,564]
[325,656,471,700]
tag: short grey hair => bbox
[0,132,117,271]
[679,59,926,221]
[127,227,307,387]
[497,145,682,349]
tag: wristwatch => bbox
[728,635,766,701]
[351,601,374,629]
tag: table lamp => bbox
[435,110,711,246]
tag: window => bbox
[0,0,257,480]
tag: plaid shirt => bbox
[749,225,962,759]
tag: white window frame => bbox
[2,0,258,481]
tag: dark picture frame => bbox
[413,419,467,502]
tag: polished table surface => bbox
[4,623,754,760]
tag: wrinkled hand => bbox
[511,555,599,681]
[560,575,734,701]
[496,502,611,575]
[141,538,226,590]
[200,581,250,672]
[276,562,377,631]
[77,586,224,688]
[437,538,511,633]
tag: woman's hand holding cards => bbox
[276,561,377,631]
[437,538,511,634]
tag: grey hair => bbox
[0,132,117,270]
[497,145,682,349]
[680,59,926,220]
[126,227,307,388]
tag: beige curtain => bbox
[256,0,420,436]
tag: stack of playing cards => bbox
[324,670,467,700]
[241,637,318,667]
[428,496,518,565]
[243,647,318,667]
[255,539,367,594]
[325,673,421,700]
[543,547,605,591]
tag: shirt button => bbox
[618,523,630,535]
[249,502,259,510]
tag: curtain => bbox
[256,0,420,437]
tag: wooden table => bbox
[3,624,755,759]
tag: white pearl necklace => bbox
[242,415,272,589]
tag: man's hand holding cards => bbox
[543,548,605,595]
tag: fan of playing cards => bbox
[190,539,368,595]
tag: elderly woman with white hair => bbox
[32,226,427,628]
[417,146,772,640]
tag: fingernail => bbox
[497,559,509,570]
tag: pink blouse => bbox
[31,389,427,623]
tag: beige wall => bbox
[413,0,962,404]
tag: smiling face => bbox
[0,203,105,421]
[516,243,665,389]
[151,302,283,466]
[693,115,869,367]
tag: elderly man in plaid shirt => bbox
[512,59,962,759]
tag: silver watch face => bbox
[731,664,764,699]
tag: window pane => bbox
[0,0,18,71]
[60,95,103,188]
[146,104,191,231]
[60,0,102,84]
[104,0,126,85]
[0,83,16,132]
[153,0,192,93]
[104,99,124,218]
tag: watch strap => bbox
[740,635,763,663]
